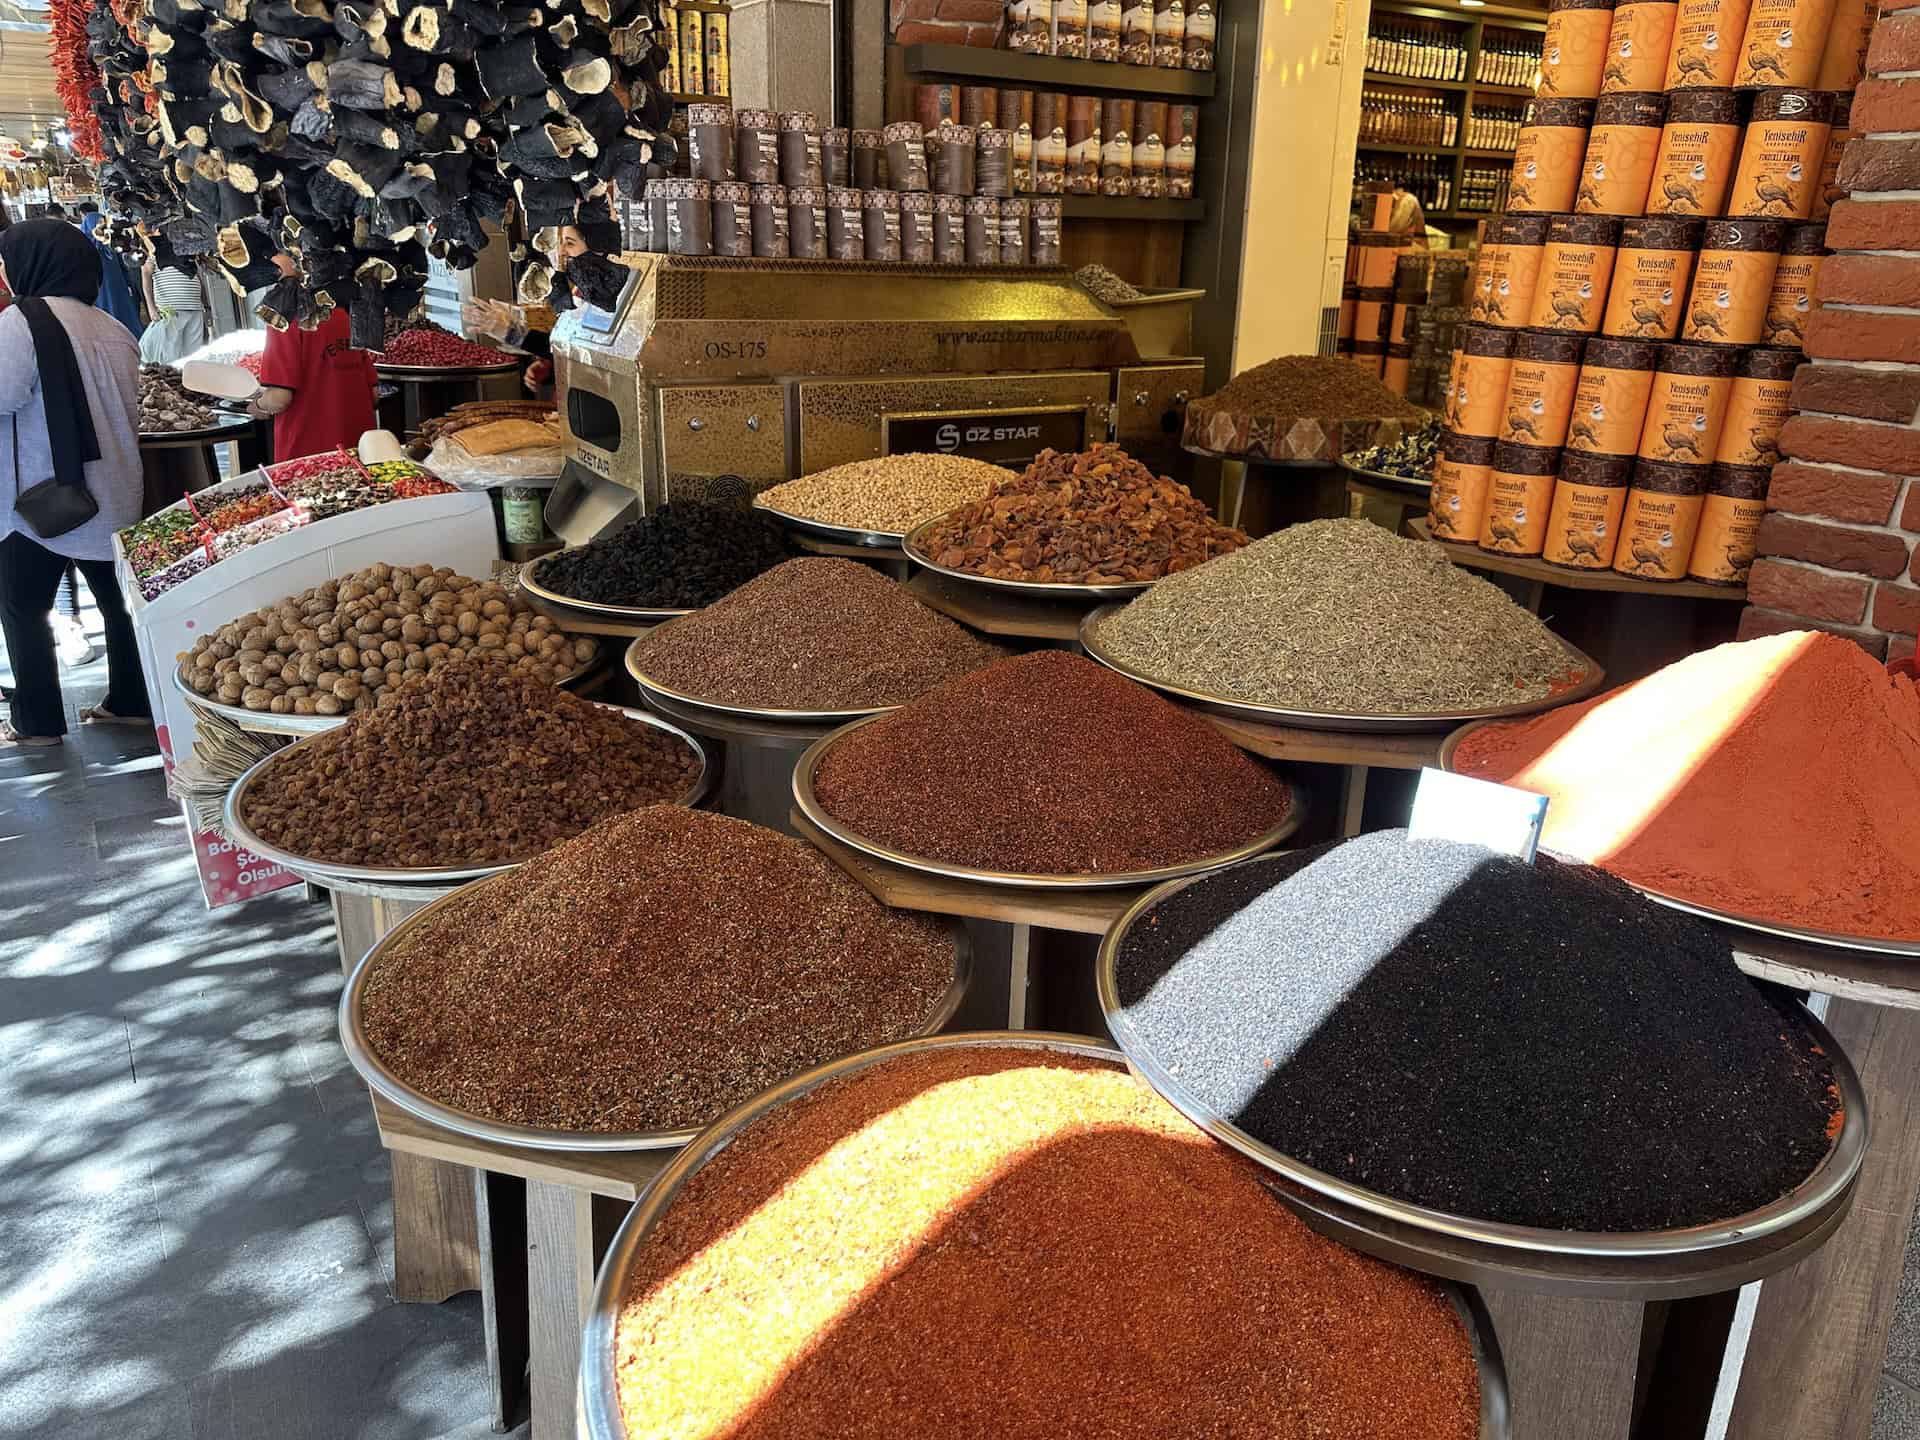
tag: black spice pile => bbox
[812,650,1293,875]
[1113,832,1841,1232]
[534,502,799,610]
[239,665,701,868]
[630,558,1006,710]
[361,806,956,1132]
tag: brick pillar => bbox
[1743,8,1920,664]
[890,0,1006,47]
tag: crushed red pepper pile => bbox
[1453,631,1920,942]
[613,1044,1483,1440]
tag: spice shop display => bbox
[628,559,1006,716]
[753,454,1012,543]
[178,563,597,720]
[529,502,800,614]
[1084,519,1592,725]
[1346,416,1442,481]
[1186,356,1425,462]
[137,365,218,435]
[599,1041,1487,1440]
[804,650,1295,881]
[1450,631,1920,946]
[233,665,703,873]
[351,807,959,1137]
[1075,263,1143,305]
[1106,830,1843,1231]
[908,445,1245,591]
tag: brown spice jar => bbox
[661,178,714,256]
[1000,199,1032,265]
[1447,325,1519,438]
[778,112,824,190]
[1602,215,1701,339]
[885,121,931,193]
[1689,461,1770,582]
[711,180,751,257]
[1030,197,1063,264]
[826,187,864,260]
[752,184,791,258]
[1430,430,1499,541]
[1546,450,1636,568]
[960,85,1000,129]
[900,192,935,264]
[1736,0,1839,87]
[1541,0,1617,99]
[934,125,978,196]
[1066,97,1102,195]
[1056,0,1090,57]
[1602,0,1678,92]
[1577,92,1668,216]
[1528,213,1622,334]
[965,196,1001,265]
[978,127,1014,197]
[688,104,736,183]
[736,109,780,185]
[1760,221,1826,348]
[1481,440,1563,556]
[1152,0,1184,66]
[1615,459,1710,579]
[1121,0,1154,62]
[790,186,825,259]
[1471,214,1550,326]
[1638,341,1738,464]
[851,129,885,189]
[1665,0,1751,86]
[1511,98,1595,213]
[1002,90,1037,192]
[1500,331,1587,448]
[822,128,851,188]
[933,195,967,264]
[863,189,903,261]
[918,84,955,132]
[1101,100,1136,197]
[1645,89,1741,215]
[1133,102,1168,197]
[1683,218,1786,345]
[1035,93,1069,194]
[1717,345,1798,465]
[1089,0,1122,59]
[1728,90,1832,219]
[1568,336,1659,453]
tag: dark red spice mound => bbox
[380,329,513,369]
[811,650,1293,875]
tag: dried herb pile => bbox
[237,663,700,867]
[1113,833,1842,1231]
[360,807,956,1133]
[613,1045,1483,1440]
[916,444,1246,585]
[631,559,1006,711]
[1086,519,1582,716]
[534,502,799,609]
[812,650,1293,875]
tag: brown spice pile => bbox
[238,666,701,868]
[811,650,1293,874]
[614,1045,1482,1440]
[917,444,1246,584]
[1190,356,1427,425]
[630,559,1007,711]
[361,807,956,1132]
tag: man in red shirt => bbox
[248,255,377,462]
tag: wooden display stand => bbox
[643,692,837,836]
[1205,713,1441,837]
[903,570,1088,643]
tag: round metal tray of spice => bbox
[755,504,908,550]
[582,1033,1510,1440]
[1096,834,1866,1291]
[752,454,1014,548]
[523,503,802,620]
[902,517,1156,601]
[339,808,972,1153]
[225,667,712,885]
[518,556,696,624]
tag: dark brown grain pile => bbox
[360,807,957,1132]
[238,666,700,868]
[811,650,1293,875]
[629,558,1007,711]
[1189,356,1426,424]
[916,445,1246,584]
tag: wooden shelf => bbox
[1464,147,1516,159]
[1410,518,1748,600]
[899,42,1217,99]
[1473,79,1537,95]
[1060,194,1205,221]
[667,90,730,104]
[1364,70,1471,91]
[1358,140,1455,154]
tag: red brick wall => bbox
[1743,5,1920,663]
[891,0,1005,46]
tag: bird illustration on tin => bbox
[1745,34,1791,81]
[1689,291,1730,338]
[1629,287,1673,333]
[1747,425,1781,464]
[1563,527,1606,563]
[1548,283,1593,327]
[1670,32,1720,84]
[1568,399,1605,448]
[1577,161,1606,210]
[1603,38,1634,90]
[1507,395,1546,440]
[1723,543,1752,582]
[1628,529,1675,573]
[1487,509,1528,548]
[1751,164,1802,216]
[1659,163,1706,212]
[1661,412,1709,460]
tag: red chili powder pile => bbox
[1454,631,1920,941]
[614,1046,1482,1439]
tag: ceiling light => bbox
[1459,1,1485,7]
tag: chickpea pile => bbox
[180,562,598,717]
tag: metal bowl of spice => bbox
[1095,840,1869,1298]
[224,700,713,886]
[902,518,1157,601]
[580,1032,1512,1440]
[518,556,697,625]
[756,504,910,550]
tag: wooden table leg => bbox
[527,1183,635,1439]
[1485,1291,1646,1440]
[478,1171,530,1432]
[1007,922,1033,1030]
[1339,765,1370,838]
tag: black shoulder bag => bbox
[13,414,96,539]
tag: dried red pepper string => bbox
[49,0,105,164]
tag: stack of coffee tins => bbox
[1430,0,1872,585]
[1340,184,1425,389]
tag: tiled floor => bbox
[2,608,518,1439]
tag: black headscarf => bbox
[0,220,104,491]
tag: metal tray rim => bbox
[791,714,1305,890]
[753,501,911,550]
[1080,605,1608,734]
[520,555,697,623]
[1094,863,1870,1262]
[138,414,257,444]
[221,703,713,885]
[625,625,901,724]
[901,518,1156,602]
[578,1030,1511,1440]
[1438,719,1920,956]
[374,358,522,376]
[337,898,973,1154]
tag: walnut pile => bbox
[138,365,216,435]
[918,444,1247,584]
[236,664,703,868]
[179,562,596,717]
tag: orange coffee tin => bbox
[1568,336,1660,453]
[1645,89,1741,215]
[1639,341,1738,464]
[1529,213,1623,334]
[1481,440,1563,557]
[1716,345,1799,465]
[1688,461,1770,583]
[1541,0,1618,98]
[1501,331,1588,448]
[1727,89,1832,220]
[1471,214,1552,326]
[1759,221,1825,348]
[1683,218,1787,345]
[1603,0,1679,93]
[1511,99,1596,213]
[1545,450,1636,568]
[1448,325,1520,437]
[1577,92,1670,216]
[1616,459,1711,579]
[1430,430,1500,542]
[1736,0,1840,88]
[1602,214,1702,338]
[1665,0,1752,87]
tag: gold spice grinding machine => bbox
[546,255,1203,538]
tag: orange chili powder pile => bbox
[614,1046,1482,1440]
[1454,630,1920,941]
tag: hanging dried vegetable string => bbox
[50,0,107,164]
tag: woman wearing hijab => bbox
[0,219,147,747]
[460,219,627,394]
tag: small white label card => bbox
[1406,767,1549,862]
